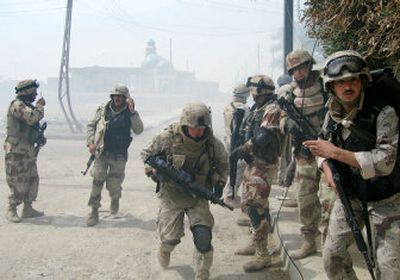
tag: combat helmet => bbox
[180,101,211,128]
[110,84,130,98]
[246,75,275,96]
[286,49,316,75]
[15,79,39,96]
[323,50,372,91]
[233,83,250,100]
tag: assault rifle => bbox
[277,96,376,279]
[229,108,246,199]
[34,122,47,156]
[145,155,233,211]
[81,154,95,176]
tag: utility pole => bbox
[283,0,293,74]
[257,43,260,73]
[58,0,82,133]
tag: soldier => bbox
[278,49,335,259]
[304,50,400,279]
[4,79,46,223]
[86,84,143,227]
[141,101,228,280]
[222,83,250,207]
[231,75,283,272]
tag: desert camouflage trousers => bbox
[241,159,277,241]
[5,153,39,206]
[294,155,336,237]
[323,193,400,280]
[88,152,127,208]
[157,198,214,251]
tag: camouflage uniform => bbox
[141,101,228,280]
[233,75,283,272]
[320,50,400,280]
[222,84,250,201]
[4,79,45,222]
[86,85,143,226]
[279,49,335,258]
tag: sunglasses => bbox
[324,56,366,77]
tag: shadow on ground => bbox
[21,213,156,230]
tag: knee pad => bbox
[191,225,212,253]
[244,206,261,229]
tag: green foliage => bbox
[302,0,400,74]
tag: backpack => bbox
[367,68,400,116]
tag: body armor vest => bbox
[168,124,214,190]
[6,99,39,146]
[243,97,280,163]
[289,78,327,157]
[103,105,132,155]
[327,95,400,202]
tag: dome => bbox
[141,39,173,70]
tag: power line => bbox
[75,0,280,37]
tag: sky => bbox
[0,0,315,92]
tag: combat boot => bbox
[110,199,119,214]
[243,239,271,272]
[87,207,99,227]
[6,204,21,223]
[22,203,44,218]
[289,234,317,260]
[235,239,255,256]
[158,246,171,268]
[194,248,213,280]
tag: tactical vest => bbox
[103,105,132,155]
[6,99,40,147]
[288,78,327,157]
[168,124,215,190]
[326,94,400,202]
[243,97,280,163]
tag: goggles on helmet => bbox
[324,56,366,78]
[15,80,40,93]
[246,78,275,91]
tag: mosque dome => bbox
[141,39,173,71]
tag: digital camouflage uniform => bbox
[279,49,335,259]
[233,75,284,272]
[222,84,250,201]
[320,50,400,280]
[4,79,45,222]
[86,85,143,226]
[141,101,228,280]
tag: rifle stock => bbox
[145,155,233,211]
